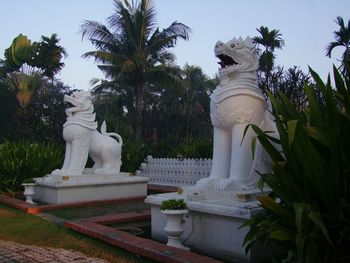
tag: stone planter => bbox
[22,183,36,204]
[162,209,189,250]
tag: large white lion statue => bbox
[52,90,123,176]
[196,36,277,191]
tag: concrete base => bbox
[145,188,268,262]
[34,173,149,204]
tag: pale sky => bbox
[1,0,349,90]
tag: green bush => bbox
[122,138,212,173]
[149,138,212,159]
[0,141,63,193]
[147,139,178,158]
[243,66,350,262]
[22,178,35,184]
[172,138,212,158]
[160,199,187,210]
[92,115,213,171]
[121,139,151,173]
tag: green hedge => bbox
[0,141,63,193]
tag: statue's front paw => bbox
[214,179,237,190]
[65,170,83,176]
[195,178,216,189]
[94,168,115,175]
[51,169,62,175]
[52,169,82,176]
[83,168,94,174]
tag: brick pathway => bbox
[0,240,107,263]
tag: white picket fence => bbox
[136,156,212,186]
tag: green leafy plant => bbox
[0,141,63,193]
[243,66,350,262]
[22,178,35,184]
[172,138,212,159]
[160,199,187,210]
[121,139,151,173]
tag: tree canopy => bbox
[81,0,191,139]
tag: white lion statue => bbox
[196,36,277,191]
[52,90,123,176]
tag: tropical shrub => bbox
[121,139,151,173]
[148,138,212,159]
[22,177,35,184]
[0,141,63,193]
[171,138,212,159]
[147,138,178,158]
[243,66,350,262]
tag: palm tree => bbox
[279,66,310,111]
[34,34,68,80]
[0,59,5,78]
[326,16,350,76]
[253,26,284,92]
[80,0,191,139]
[180,64,211,140]
[1,34,67,109]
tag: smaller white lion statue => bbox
[52,90,123,176]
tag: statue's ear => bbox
[86,89,92,98]
[244,36,254,48]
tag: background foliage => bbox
[0,141,63,193]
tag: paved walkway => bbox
[0,240,107,263]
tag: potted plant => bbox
[161,198,189,250]
[21,178,36,204]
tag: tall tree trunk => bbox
[135,83,145,140]
[185,106,190,142]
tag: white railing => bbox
[136,156,211,186]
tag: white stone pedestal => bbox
[145,189,268,262]
[34,173,149,204]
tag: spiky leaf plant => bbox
[243,66,350,263]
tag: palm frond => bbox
[325,41,342,58]
[253,26,284,52]
[81,20,117,46]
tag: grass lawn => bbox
[0,204,152,263]
[47,200,149,220]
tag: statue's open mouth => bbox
[217,54,237,68]
[64,101,75,108]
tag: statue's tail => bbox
[100,121,123,146]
